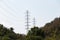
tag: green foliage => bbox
[10,27,14,31]
[26,36,43,40]
[2,35,11,40]
[27,27,45,40]
[27,17,60,40]
[0,17,60,40]
[0,24,23,40]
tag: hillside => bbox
[27,17,60,40]
[0,17,60,40]
[43,17,60,40]
[0,24,26,40]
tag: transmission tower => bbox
[33,17,36,27]
[25,10,30,32]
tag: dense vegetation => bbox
[0,17,60,40]
[0,24,26,40]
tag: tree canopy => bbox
[0,17,60,40]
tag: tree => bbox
[10,27,14,31]
[2,35,11,40]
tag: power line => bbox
[0,5,19,21]
[0,1,21,27]
[1,1,19,18]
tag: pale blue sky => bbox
[0,0,60,34]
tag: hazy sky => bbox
[0,0,60,34]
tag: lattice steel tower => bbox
[25,10,30,32]
[33,17,36,27]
